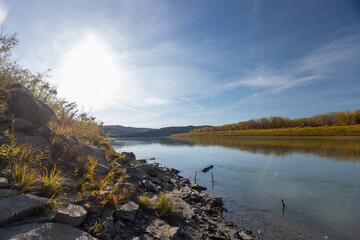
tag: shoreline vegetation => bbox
[172,110,360,137]
[172,125,360,137]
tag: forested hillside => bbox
[192,111,360,133]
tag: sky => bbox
[0,0,359,128]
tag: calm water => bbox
[110,137,360,240]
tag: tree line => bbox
[193,111,360,133]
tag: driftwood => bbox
[201,165,214,173]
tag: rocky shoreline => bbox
[0,153,256,240]
[84,157,255,240]
[0,84,254,239]
[0,156,255,240]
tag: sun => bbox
[55,34,121,111]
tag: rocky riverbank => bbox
[0,157,255,240]
[0,83,254,240]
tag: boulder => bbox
[0,177,8,188]
[15,136,48,151]
[80,143,109,175]
[11,118,34,132]
[117,152,136,164]
[0,194,48,226]
[123,174,141,189]
[116,201,139,221]
[126,167,148,179]
[38,126,56,142]
[191,183,207,191]
[139,164,164,177]
[54,203,88,227]
[0,222,97,240]
[142,180,158,192]
[146,219,182,240]
[5,84,57,127]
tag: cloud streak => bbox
[226,34,360,95]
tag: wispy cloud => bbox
[227,34,360,94]
[107,101,158,116]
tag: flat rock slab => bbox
[0,189,16,198]
[0,222,97,240]
[116,201,139,221]
[146,219,181,240]
[0,194,48,226]
[54,203,88,227]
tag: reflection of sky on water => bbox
[111,137,360,240]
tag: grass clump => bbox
[139,194,153,211]
[155,193,177,219]
[6,161,39,194]
[40,166,64,198]
[102,184,133,209]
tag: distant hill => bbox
[103,125,153,136]
[104,125,211,137]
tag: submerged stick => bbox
[211,172,214,182]
[281,199,285,214]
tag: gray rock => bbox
[146,219,181,240]
[143,180,157,192]
[0,189,16,198]
[0,222,97,240]
[5,84,57,127]
[54,203,88,227]
[11,118,34,132]
[0,177,8,188]
[239,231,253,240]
[150,176,161,185]
[15,136,48,151]
[157,174,170,183]
[126,167,148,179]
[191,183,207,191]
[123,174,141,189]
[139,164,163,177]
[116,201,139,221]
[38,126,56,142]
[0,194,48,226]
[80,143,110,175]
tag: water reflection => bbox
[170,136,360,161]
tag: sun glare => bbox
[56,34,121,111]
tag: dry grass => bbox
[40,166,64,198]
[155,193,177,219]
[139,194,153,210]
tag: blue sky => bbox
[1,0,359,128]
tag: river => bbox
[110,137,360,240]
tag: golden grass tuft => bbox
[155,193,177,218]
[139,194,153,210]
[40,166,64,198]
